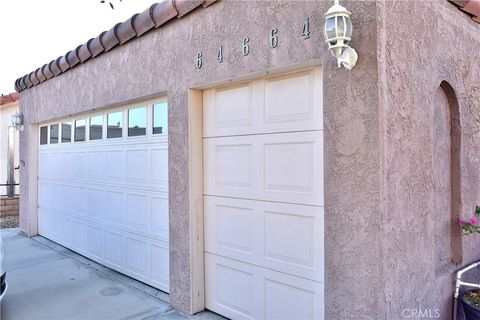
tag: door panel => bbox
[203,68,324,319]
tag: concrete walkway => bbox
[0,229,224,320]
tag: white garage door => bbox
[38,99,170,292]
[204,68,324,319]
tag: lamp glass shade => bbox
[337,16,345,37]
[325,17,337,41]
[345,16,353,38]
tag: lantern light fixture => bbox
[10,111,24,132]
[324,0,358,70]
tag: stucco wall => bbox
[18,0,383,318]
[377,1,480,319]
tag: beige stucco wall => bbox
[377,1,480,319]
[0,101,20,193]
[17,0,480,319]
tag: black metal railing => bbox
[0,183,20,197]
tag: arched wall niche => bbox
[433,81,462,277]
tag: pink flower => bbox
[471,216,479,225]
[460,219,468,225]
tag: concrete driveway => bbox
[0,229,224,320]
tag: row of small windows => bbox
[40,102,168,145]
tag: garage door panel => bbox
[60,152,72,178]
[39,153,48,178]
[105,190,125,224]
[126,193,150,230]
[104,230,124,266]
[73,152,88,178]
[204,131,323,206]
[88,151,105,178]
[203,82,253,132]
[203,68,322,138]
[72,186,88,214]
[71,220,87,251]
[38,101,170,292]
[210,143,254,190]
[205,197,256,255]
[88,188,105,218]
[205,253,257,320]
[151,243,169,287]
[125,236,149,276]
[204,68,324,319]
[126,149,148,182]
[263,276,320,320]
[206,253,323,320]
[49,153,60,179]
[105,150,125,180]
[264,141,316,194]
[151,148,169,189]
[264,71,316,124]
[151,197,169,242]
[49,183,61,210]
[87,225,104,259]
[59,185,69,211]
[205,196,323,281]
[264,210,316,267]
[38,181,49,208]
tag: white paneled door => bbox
[204,68,325,319]
[38,100,170,292]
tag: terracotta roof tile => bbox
[36,68,47,83]
[134,4,157,36]
[42,63,54,80]
[66,50,80,67]
[58,56,70,72]
[174,0,204,17]
[463,0,480,21]
[89,31,107,58]
[15,0,217,93]
[203,0,216,7]
[30,70,39,86]
[24,75,33,88]
[449,0,480,22]
[14,79,20,92]
[78,41,93,63]
[118,15,138,44]
[152,1,178,27]
[18,78,26,91]
[102,23,121,52]
[49,59,61,76]
[0,92,20,106]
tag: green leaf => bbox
[476,205,480,214]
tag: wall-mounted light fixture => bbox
[10,111,24,132]
[324,0,358,70]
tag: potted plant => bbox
[461,289,480,319]
[458,206,480,319]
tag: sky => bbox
[0,0,156,94]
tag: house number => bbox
[302,18,310,39]
[242,37,250,56]
[217,46,223,63]
[195,52,202,69]
[269,28,278,48]
[195,19,313,68]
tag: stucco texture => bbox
[377,1,480,319]
[19,0,382,317]
[18,0,480,319]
